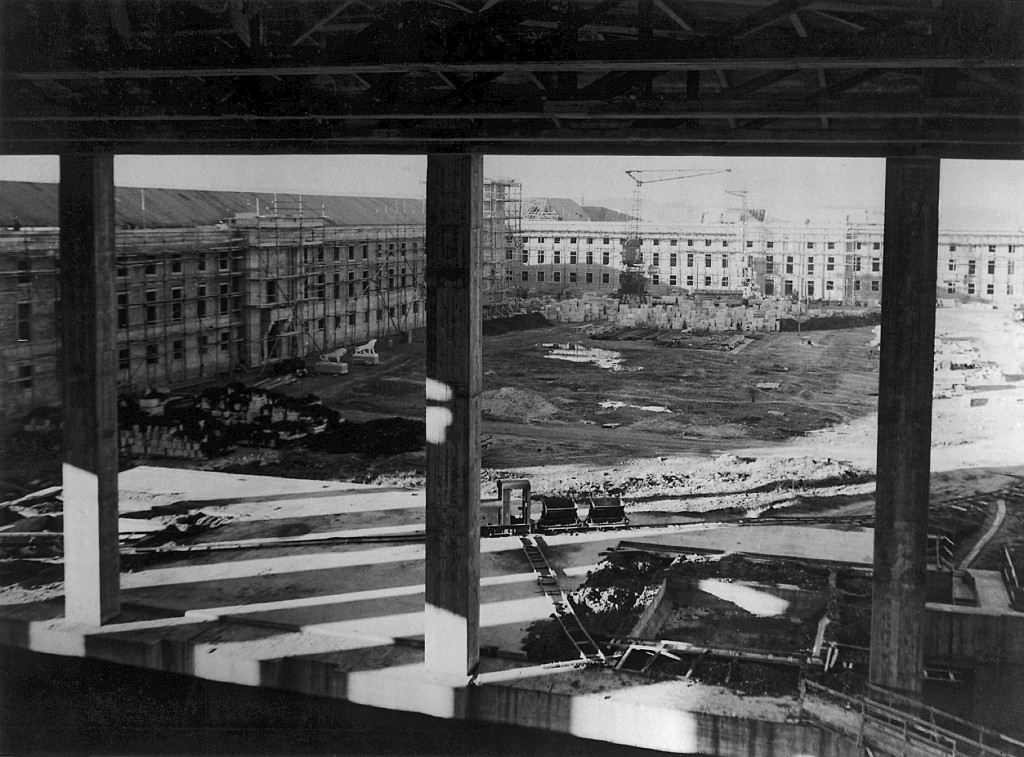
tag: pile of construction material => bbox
[932,335,1005,399]
[538,295,783,333]
[118,384,341,460]
[198,384,338,432]
[539,294,619,324]
[119,393,231,459]
[119,419,211,459]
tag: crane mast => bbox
[620,168,731,306]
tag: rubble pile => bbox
[307,417,425,457]
[482,312,551,336]
[481,387,559,422]
[118,385,342,459]
[548,454,868,511]
[933,335,1006,398]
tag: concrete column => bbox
[424,154,482,676]
[870,157,941,696]
[59,155,121,625]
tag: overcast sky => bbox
[2,154,1022,224]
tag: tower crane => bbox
[726,190,750,297]
[620,168,731,305]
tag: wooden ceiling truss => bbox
[1,0,1021,157]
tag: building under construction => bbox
[517,209,1024,306]
[1,2,1023,753]
[0,178,522,421]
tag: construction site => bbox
[4,171,1024,754]
[2,1,1024,755]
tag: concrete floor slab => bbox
[0,468,882,755]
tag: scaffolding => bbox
[1,210,427,422]
[239,207,426,368]
[482,178,522,318]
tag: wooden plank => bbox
[870,157,941,697]
[654,0,694,32]
[5,131,1021,159]
[59,154,121,625]
[7,57,1023,80]
[8,98,1021,122]
[725,0,820,39]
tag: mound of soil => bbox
[307,417,426,456]
[778,311,881,332]
[564,454,868,505]
[482,312,551,336]
[481,387,558,421]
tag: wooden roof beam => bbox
[654,0,695,33]
[290,0,357,46]
[726,0,821,39]
[808,68,889,101]
[13,97,1018,122]
[960,68,1020,99]
[790,11,808,38]
[12,56,1019,80]
[6,122,1021,149]
[703,69,800,100]
[434,71,504,106]
[805,8,865,32]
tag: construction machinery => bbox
[620,168,732,305]
[481,478,628,537]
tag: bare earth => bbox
[3,305,1024,606]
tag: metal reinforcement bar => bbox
[520,535,606,663]
[803,680,1024,757]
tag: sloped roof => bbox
[0,181,425,228]
[525,197,631,223]
[583,205,632,223]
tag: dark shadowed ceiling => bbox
[1,0,1022,157]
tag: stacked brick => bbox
[119,421,208,459]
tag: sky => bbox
[2,154,1022,226]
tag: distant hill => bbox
[0,181,425,228]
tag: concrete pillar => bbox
[59,155,121,625]
[423,154,482,676]
[870,157,941,696]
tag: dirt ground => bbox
[3,304,1023,574]
[262,317,879,470]
[263,307,1022,567]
